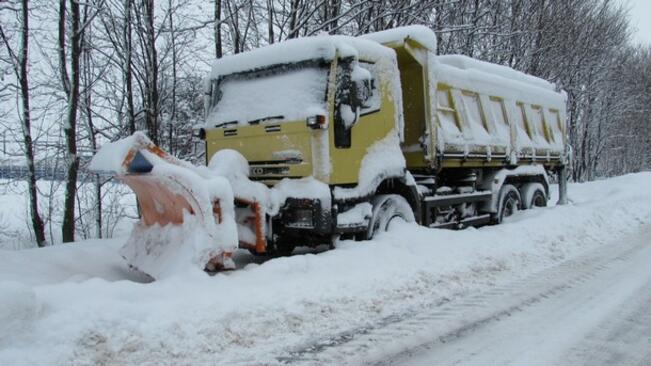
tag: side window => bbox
[358,62,381,115]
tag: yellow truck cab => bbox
[200,25,569,255]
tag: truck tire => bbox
[367,194,415,239]
[494,184,521,224]
[521,183,547,209]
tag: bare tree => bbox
[59,0,83,242]
[215,0,223,57]
[0,0,47,246]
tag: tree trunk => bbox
[82,7,102,238]
[18,0,47,246]
[287,0,301,39]
[124,0,135,134]
[143,0,159,144]
[214,0,223,57]
[267,0,274,43]
[61,0,82,243]
[168,0,177,155]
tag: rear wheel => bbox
[525,184,547,209]
[366,194,415,239]
[495,184,521,224]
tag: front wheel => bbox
[366,194,415,239]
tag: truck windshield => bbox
[207,62,329,127]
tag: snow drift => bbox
[0,173,650,365]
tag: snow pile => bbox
[337,202,372,227]
[207,149,270,206]
[0,173,650,364]
[0,282,38,343]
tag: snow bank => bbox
[0,282,38,343]
[2,174,649,365]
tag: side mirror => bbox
[337,102,359,129]
[351,78,372,110]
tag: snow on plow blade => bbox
[89,132,264,279]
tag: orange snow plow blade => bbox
[90,132,268,279]
[120,175,198,227]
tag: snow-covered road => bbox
[376,224,651,366]
[1,173,651,365]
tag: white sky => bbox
[623,0,651,45]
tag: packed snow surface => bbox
[1,173,650,365]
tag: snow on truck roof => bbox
[434,55,566,108]
[437,55,557,92]
[207,25,565,111]
[361,25,438,52]
[209,35,394,80]
[361,26,565,107]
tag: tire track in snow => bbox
[278,225,651,366]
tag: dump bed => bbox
[363,26,568,169]
[433,55,567,165]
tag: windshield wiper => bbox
[248,115,284,125]
[213,120,238,128]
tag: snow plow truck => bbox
[90,26,569,279]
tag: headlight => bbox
[306,115,327,129]
[286,208,314,228]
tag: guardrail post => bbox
[557,165,568,205]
